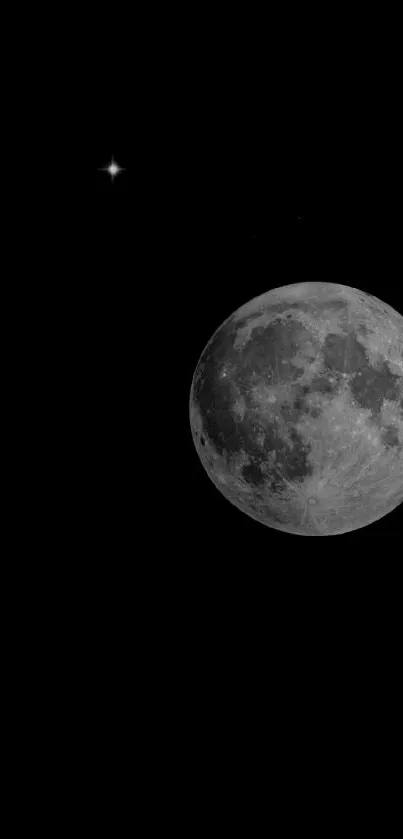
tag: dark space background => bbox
[5,12,402,827]
[80,71,401,813]
[21,18,400,615]
[62,27,402,564]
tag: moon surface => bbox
[190,283,403,536]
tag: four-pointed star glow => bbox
[99,156,126,182]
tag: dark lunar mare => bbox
[239,418,314,491]
[283,377,336,421]
[192,316,315,491]
[234,317,320,387]
[241,461,267,487]
[293,385,310,414]
[350,362,401,416]
[322,331,368,374]
[380,425,400,450]
[309,376,335,394]
[323,330,401,417]
[288,378,335,418]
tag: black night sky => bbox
[12,16,402,824]
[59,19,402,564]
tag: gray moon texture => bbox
[190,282,403,536]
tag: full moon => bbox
[189,283,403,536]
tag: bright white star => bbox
[99,156,126,181]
